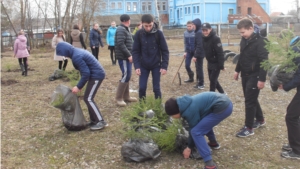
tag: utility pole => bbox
[58,0,61,28]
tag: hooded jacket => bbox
[177,92,231,148]
[14,35,29,58]
[106,26,117,46]
[202,30,224,70]
[184,29,195,53]
[235,33,269,81]
[56,42,106,89]
[192,19,205,59]
[89,28,104,48]
[132,22,169,70]
[114,24,133,60]
[70,29,86,49]
[283,45,300,91]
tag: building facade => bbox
[169,0,270,25]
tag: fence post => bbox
[218,23,221,37]
[288,22,290,29]
[266,23,269,36]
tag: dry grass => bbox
[1,39,299,169]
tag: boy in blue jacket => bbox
[132,14,169,99]
[183,21,196,83]
[56,42,107,131]
[165,92,233,169]
[278,36,300,159]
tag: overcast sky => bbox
[270,0,298,13]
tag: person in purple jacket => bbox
[56,42,107,131]
[132,14,169,100]
[14,29,30,76]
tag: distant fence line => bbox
[2,22,300,49]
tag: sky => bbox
[270,0,298,14]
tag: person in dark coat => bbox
[183,21,196,83]
[89,23,104,60]
[192,18,205,89]
[165,92,233,169]
[234,18,269,137]
[132,14,169,100]
[279,36,300,159]
[56,42,107,131]
[201,23,225,93]
[114,14,137,106]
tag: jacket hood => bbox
[56,42,74,58]
[17,35,27,42]
[143,22,158,34]
[203,30,216,40]
[192,18,202,32]
[71,29,80,37]
[177,95,193,115]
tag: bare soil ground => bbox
[1,39,299,169]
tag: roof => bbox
[270,12,285,17]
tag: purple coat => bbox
[14,35,29,58]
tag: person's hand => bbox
[278,84,283,89]
[72,86,80,94]
[192,57,197,62]
[160,69,167,75]
[234,72,239,81]
[257,81,265,90]
[92,46,95,49]
[135,69,141,76]
[183,53,187,58]
[128,56,133,63]
[183,147,191,159]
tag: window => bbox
[157,2,160,10]
[248,7,252,15]
[193,6,196,13]
[118,2,122,9]
[185,7,187,14]
[229,8,233,14]
[162,2,166,11]
[133,2,137,11]
[127,2,131,11]
[170,9,173,18]
[142,2,146,11]
[188,7,190,14]
[101,2,106,9]
[197,6,199,13]
[237,6,241,14]
[111,2,115,9]
[180,8,182,18]
[148,2,151,11]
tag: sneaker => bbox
[253,120,266,129]
[236,127,254,137]
[90,121,108,131]
[194,85,205,90]
[281,151,300,159]
[204,165,217,169]
[208,142,221,150]
[282,144,292,151]
[204,161,217,169]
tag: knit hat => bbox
[164,98,180,116]
[120,14,130,22]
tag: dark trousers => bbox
[195,57,204,86]
[91,47,99,60]
[185,51,194,73]
[241,76,264,128]
[118,59,132,83]
[286,89,300,154]
[84,79,104,123]
[208,69,224,93]
[18,57,27,65]
[109,46,116,64]
[139,66,161,99]
[58,60,68,70]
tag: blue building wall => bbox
[169,0,270,25]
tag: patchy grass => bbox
[1,39,299,169]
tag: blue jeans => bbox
[139,66,161,99]
[118,59,132,83]
[191,102,233,162]
[185,51,194,73]
[195,57,204,86]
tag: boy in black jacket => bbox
[234,19,269,137]
[279,36,300,159]
[201,23,225,93]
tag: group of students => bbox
[13,14,299,169]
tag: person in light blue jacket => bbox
[165,92,233,169]
[106,21,117,65]
[56,42,107,131]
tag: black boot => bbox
[19,64,25,76]
[184,71,194,83]
[24,63,28,76]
